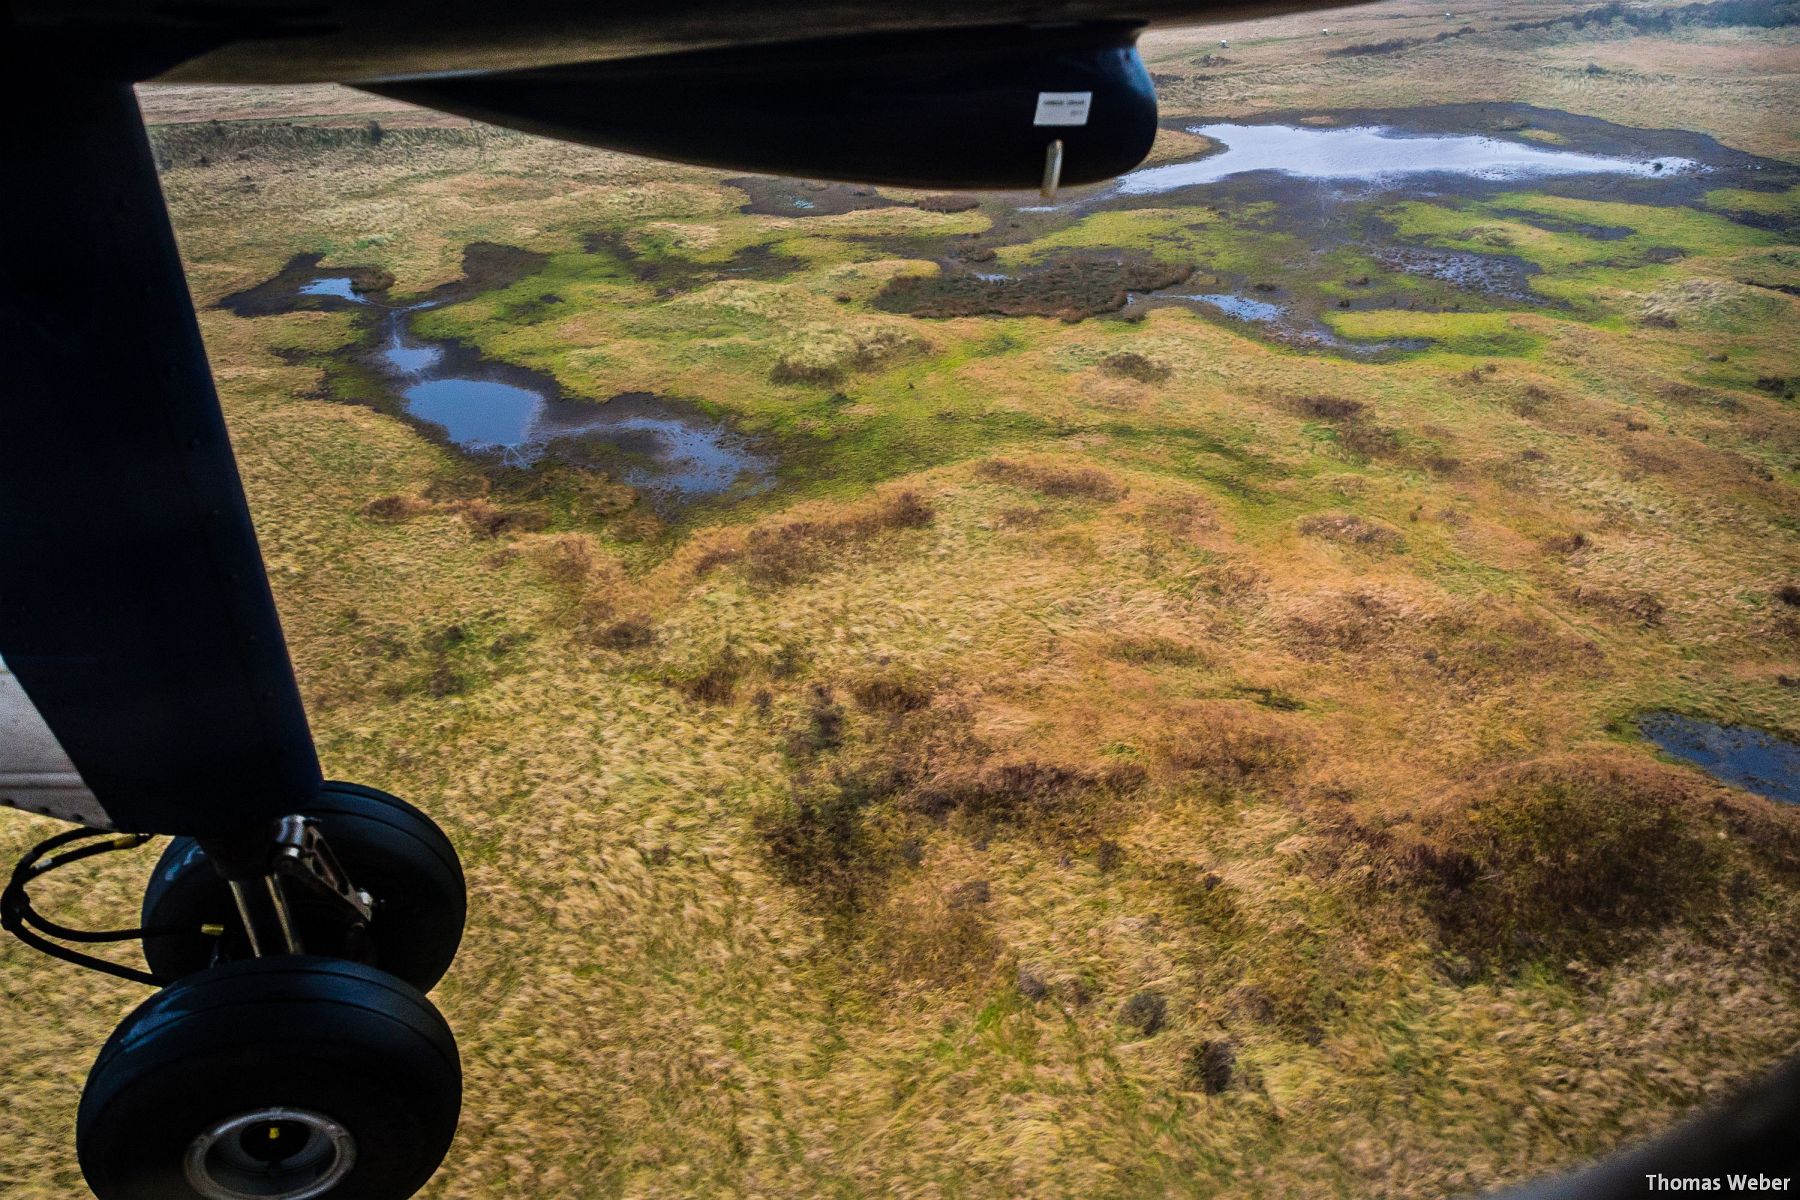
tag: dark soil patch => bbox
[1490,208,1634,240]
[1101,351,1173,383]
[1186,1040,1236,1093]
[1407,752,1730,968]
[1298,513,1406,552]
[1119,990,1167,1037]
[218,242,545,317]
[583,229,803,288]
[977,458,1126,501]
[414,242,549,306]
[1374,246,1546,305]
[875,254,1192,321]
[726,176,906,217]
[216,252,395,316]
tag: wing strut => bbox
[0,75,321,836]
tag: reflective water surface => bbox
[1640,712,1800,805]
[1118,123,1707,195]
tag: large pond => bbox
[1117,123,1707,195]
[302,279,771,509]
[1640,712,1800,806]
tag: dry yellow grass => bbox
[3,2,1798,1197]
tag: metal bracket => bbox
[212,816,374,959]
[269,816,374,926]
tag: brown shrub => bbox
[690,545,743,577]
[755,763,909,910]
[907,759,1147,826]
[360,494,433,522]
[743,490,934,586]
[1777,584,1800,608]
[848,670,935,714]
[768,358,844,386]
[1408,752,1725,967]
[454,499,547,539]
[1335,421,1402,459]
[1287,394,1364,421]
[944,879,991,908]
[857,881,1004,992]
[591,613,655,651]
[1285,589,1405,654]
[977,458,1125,502]
[1297,513,1405,553]
[786,684,846,758]
[1569,584,1665,626]
[1160,702,1306,786]
[670,646,744,704]
[526,533,598,588]
[1100,351,1173,384]
[1102,633,1208,667]
[1542,531,1590,555]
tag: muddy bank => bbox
[218,242,545,318]
[218,253,396,317]
[726,177,985,220]
[582,230,803,289]
[1135,103,1797,209]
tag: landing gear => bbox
[3,784,466,1199]
[141,782,466,991]
[4,74,467,1199]
[76,957,460,1200]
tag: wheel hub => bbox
[184,1107,355,1200]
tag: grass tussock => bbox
[1404,751,1729,968]
[1568,583,1667,626]
[739,490,935,587]
[1100,351,1174,384]
[768,325,929,386]
[1298,512,1406,553]
[977,458,1127,502]
[907,758,1149,828]
[1156,701,1309,789]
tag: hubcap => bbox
[183,1107,355,1200]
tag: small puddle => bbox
[1640,712,1800,805]
[299,277,367,301]
[1179,293,1284,322]
[1118,123,1707,195]
[227,261,772,512]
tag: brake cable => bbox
[1,828,207,986]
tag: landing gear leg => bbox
[2,72,465,1200]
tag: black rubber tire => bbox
[77,956,460,1200]
[142,781,465,991]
